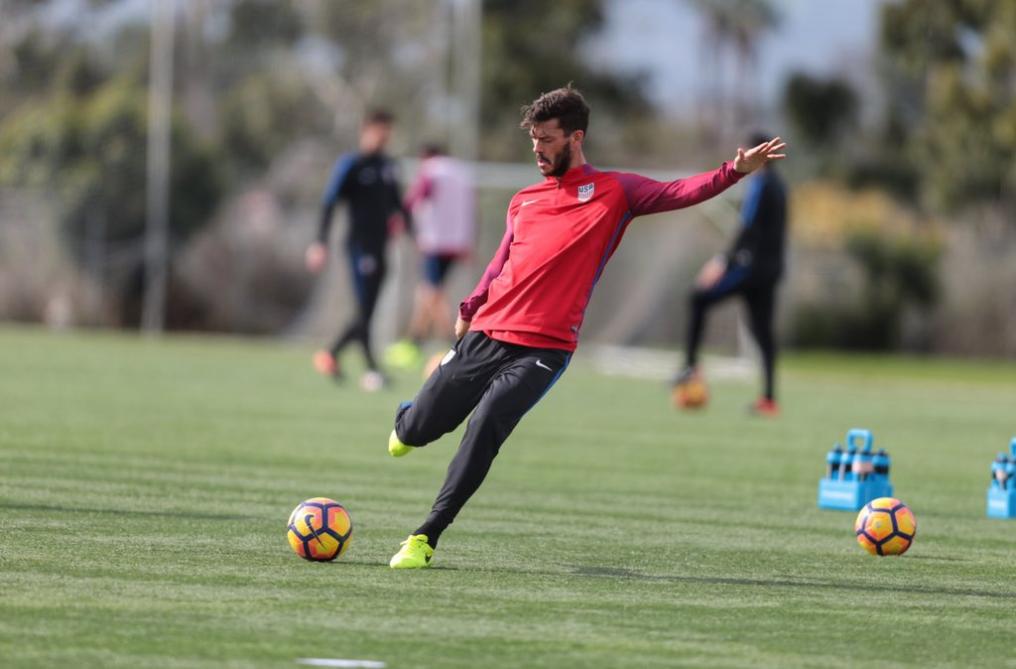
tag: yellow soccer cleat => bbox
[388,429,412,458]
[389,534,434,569]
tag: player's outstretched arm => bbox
[308,154,357,272]
[733,136,787,174]
[618,138,788,217]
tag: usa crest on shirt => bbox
[577,183,595,202]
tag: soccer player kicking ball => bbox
[386,86,786,569]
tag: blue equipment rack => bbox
[986,437,1016,519]
[817,429,894,511]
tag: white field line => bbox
[586,345,754,382]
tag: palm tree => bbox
[687,0,780,141]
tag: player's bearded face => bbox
[544,142,572,177]
[531,121,575,177]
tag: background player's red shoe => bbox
[749,397,779,417]
[313,350,340,378]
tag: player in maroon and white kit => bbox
[389,145,476,363]
[387,86,786,569]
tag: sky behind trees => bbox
[590,0,883,116]
[29,0,884,120]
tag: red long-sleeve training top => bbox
[460,162,745,351]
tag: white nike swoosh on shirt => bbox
[521,199,541,207]
[535,360,553,371]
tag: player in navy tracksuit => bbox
[674,133,787,415]
[305,110,409,391]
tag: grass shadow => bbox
[366,561,1013,600]
[568,565,1013,600]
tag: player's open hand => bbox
[733,137,787,174]
[305,242,327,273]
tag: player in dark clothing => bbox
[385,87,786,569]
[306,110,408,392]
[672,133,787,416]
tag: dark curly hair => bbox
[364,109,394,125]
[520,85,590,135]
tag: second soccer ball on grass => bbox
[854,497,916,556]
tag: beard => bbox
[539,142,572,177]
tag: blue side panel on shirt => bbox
[740,174,765,229]
[571,210,632,342]
[322,153,356,206]
[593,211,633,285]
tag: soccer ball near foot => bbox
[287,497,353,561]
[854,497,916,556]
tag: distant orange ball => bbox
[286,497,352,561]
[673,378,709,410]
[855,497,916,556]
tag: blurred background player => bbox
[305,110,409,392]
[672,132,787,416]
[386,144,476,370]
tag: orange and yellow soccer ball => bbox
[673,378,709,410]
[854,497,916,556]
[287,497,352,561]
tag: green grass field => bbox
[2,325,1016,668]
